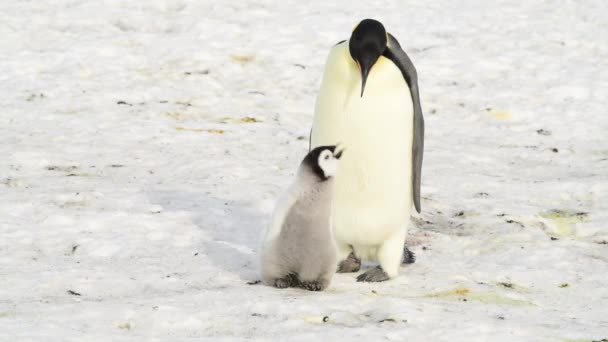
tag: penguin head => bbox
[349,19,388,97]
[302,145,344,181]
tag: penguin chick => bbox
[260,145,344,291]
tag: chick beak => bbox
[334,147,345,160]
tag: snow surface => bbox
[1,1,607,341]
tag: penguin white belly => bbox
[312,45,413,255]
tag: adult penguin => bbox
[310,18,424,282]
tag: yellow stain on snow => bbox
[539,209,589,237]
[117,322,132,330]
[230,54,255,64]
[489,110,511,120]
[218,116,262,124]
[166,112,185,121]
[425,287,470,298]
[424,286,533,306]
[175,127,225,134]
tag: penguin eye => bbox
[324,154,330,160]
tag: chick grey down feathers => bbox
[260,146,341,291]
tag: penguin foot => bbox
[273,274,299,289]
[274,278,291,289]
[300,280,325,291]
[402,247,416,264]
[338,252,361,273]
[356,266,390,282]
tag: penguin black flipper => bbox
[383,33,424,213]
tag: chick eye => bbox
[324,155,330,160]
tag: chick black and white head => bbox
[301,145,344,181]
[349,19,388,97]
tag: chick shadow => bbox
[149,190,266,282]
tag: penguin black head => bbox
[302,145,344,181]
[349,19,388,97]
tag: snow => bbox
[1,0,607,341]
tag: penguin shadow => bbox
[148,190,265,282]
[411,196,498,238]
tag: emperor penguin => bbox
[310,19,424,282]
[260,145,344,291]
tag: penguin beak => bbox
[359,62,371,98]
